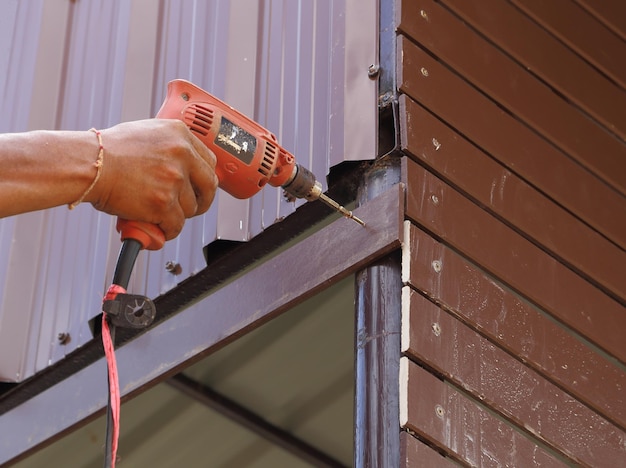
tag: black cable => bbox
[112,239,142,287]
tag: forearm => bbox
[0,119,218,240]
[0,130,99,217]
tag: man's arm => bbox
[0,119,218,240]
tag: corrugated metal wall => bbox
[396,0,626,466]
[0,0,376,382]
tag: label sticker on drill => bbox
[215,117,257,165]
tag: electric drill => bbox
[102,80,366,466]
[118,79,364,251]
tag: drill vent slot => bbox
[259,141,277,177]
[184,104,214,136]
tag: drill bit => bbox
[281,164,365,226]
[318,193,366,227]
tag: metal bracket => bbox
[102,294,156,329]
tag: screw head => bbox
[368,64,380,79]
[432,260,442,273]
[57,333,71,345]
[380,91,392,103]
[421,67,429,77]
[165,261,182,275]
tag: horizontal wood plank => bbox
[441,0,626,141]
[402,160,626,364]
[399,432,457,468]
[402,225,626,431]
[402,288,626,466]
[400,357,566,467]
[399,95,626,302]
[512,0,626,90]
[397,0,626,196]
[397,35,626,250]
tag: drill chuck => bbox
[282,164,365,226]
[282,164,323,201]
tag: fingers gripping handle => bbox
[116,219,165,251]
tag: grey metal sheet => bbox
[0,0,43,133]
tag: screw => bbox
[57,333,71,345]
[430,194,439,205]
[181,93,189,101]
[432,322,441,336]
[379,91,393,104]
[432,138,441,151]
[165,261,182,275]
[421,67,429,77]
[420,10,429,21]
[368,64,380,79]
[432,260,442,273]
[435,405,445,418]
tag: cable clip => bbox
[102,293,156,329]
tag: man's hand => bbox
[87,119,218,240]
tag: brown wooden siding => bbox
[573,1,626,42]
[402,229,625,430]
[399,96,626,308]
[441,0,626,144]
[396,0,626,465]
[400,358,566,467]
[396,33,625,249]
[402,286,624,466]
[399,431,457,468]
[512,0,626,90]
[403,161,625,363]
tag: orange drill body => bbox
[156,79,297,199]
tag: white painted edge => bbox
[399,356,410,427]
[401,219,411,283]
[401,286,411,354]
